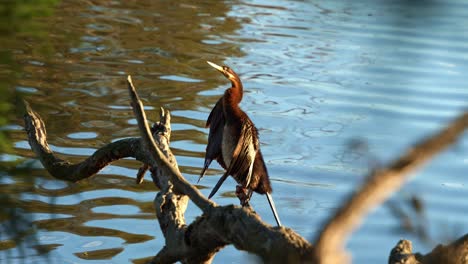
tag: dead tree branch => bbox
[313,113,468,264]
[126,75,313,263]
[23,100,147,182]
[127,76,213,212]
[23,77,314,264]
[389,234,468,264]
[23,76,468,264]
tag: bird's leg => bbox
[236,185,253,207]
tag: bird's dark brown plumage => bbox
[199,61,280,226]
[199,97,226,179]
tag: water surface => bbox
[2,0,468,263]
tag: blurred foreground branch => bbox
[23,76,468,264]
[313,112,468,264]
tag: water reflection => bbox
[2,0,468,263]
[3,0,247,262]
[74,247,124,260]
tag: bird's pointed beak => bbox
[207,61,224,73]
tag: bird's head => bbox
[207,61,240,83]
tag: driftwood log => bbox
[23,76,468,264]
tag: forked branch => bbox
[23,76,468,264]
[22,77,314,264]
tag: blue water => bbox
[2,0,468,263]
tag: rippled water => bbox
[2,0,468,263]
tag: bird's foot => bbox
[236,185,252,207]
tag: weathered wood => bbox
[23,77,468,264]
[126,76,314,263]
[389,235,468,264]
[418,234,468,264]
[22,78,315,264]
[389,240,422,264]
[127,76,213,212]
[23,100,148,182]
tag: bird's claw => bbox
[236,185,252,207]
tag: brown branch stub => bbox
[313,112,468,264]
[389,240,421,264]
[388,235,468,264]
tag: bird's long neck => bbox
[223,78,243,123]
[230,77,243,103]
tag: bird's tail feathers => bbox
[208,171,229,199]
[198,159,212,183]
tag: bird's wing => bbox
[208,170,230,199]
[200,98,226,181]
[208,122,256,199]
[206,97,224,128]
[225,119,258,187]
[206,98,226,168]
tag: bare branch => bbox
[389,234,468,264]
[313,112,468,264]
[418,234,468,264]
[389,240,422,264]
[127,75,214,212]
[23,100,146,182]
[126,76,314,263]
[24,76,467,264]
[23,80,314,263]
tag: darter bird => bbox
[199,61,282,227]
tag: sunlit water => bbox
[2,0,468,263]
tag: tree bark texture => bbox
[22,77,468,264]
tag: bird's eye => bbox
[223,66,228,71]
